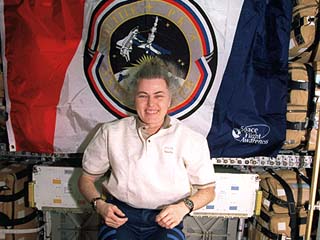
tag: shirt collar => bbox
[136,115,171,132]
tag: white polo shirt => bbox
[82,116,215,209]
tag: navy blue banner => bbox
[207,0,292,157]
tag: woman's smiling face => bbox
[135,78,171,131]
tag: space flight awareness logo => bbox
[84,0,217,119]
[232,124,270,145]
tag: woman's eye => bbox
[137,95,148,98]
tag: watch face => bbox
[183,198,194,212]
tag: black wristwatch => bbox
[90,197,103,210]
[183,198,194,213]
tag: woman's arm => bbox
[155,185,215,229]
[78,173,128,228]
[78,173,101,202]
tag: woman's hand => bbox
[96,201,128,228]
[155,202,189,229]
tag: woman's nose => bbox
[147,97,154,106]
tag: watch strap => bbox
[91,196,103,210]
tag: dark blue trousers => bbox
[98,198,185,240]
